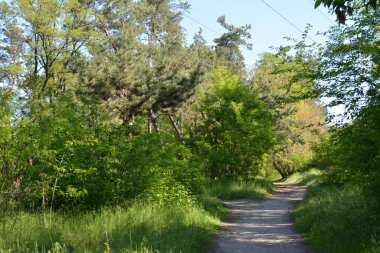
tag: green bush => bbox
[195,68,275,178]
[313,105,380,197]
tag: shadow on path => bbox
[210,183,316,253]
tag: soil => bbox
[209,182,316,253]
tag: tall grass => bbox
[0,178,274,253]
[0,203,219,253]
[293,185,380,253]
[204,177,274,200]
[284,168,322,186]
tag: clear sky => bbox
[181,0,336,68]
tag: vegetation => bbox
[0,178,273,252]
[281,5,379,252]
[314,0,380,23]
[294,185,379,253]
[0,203,219,252]
[284,168,322,186]
[0,0,378,251]
[204,177,274,200]
[251,53,327,178]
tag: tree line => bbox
[2,0,378,218]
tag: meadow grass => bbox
[0,177,273,253]
[287,170,380,253]
[203,177,274,201]
[0,203,220,253]
[284,168,322,186]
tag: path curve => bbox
[210,182,316,253]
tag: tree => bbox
[251,53,327,178]
[0,0,92,102]
[213,16,252,76]
[0,2,24,92]
[0,90,23,227]
[195,68,275,178]
[314,0,380,23]
[82,0,205,134]
[314,104,380,198]
[314,7,380,119]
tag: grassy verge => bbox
[204,177,274,200]
[286,169,380,253]
[0,204,219,253]
[284,168,322,186]
[294,185,379,253]
[0,177,273,253]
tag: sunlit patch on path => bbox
[210,183,316,253]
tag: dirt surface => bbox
[210,183,316,253]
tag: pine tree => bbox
[213,16,252,76]
[82,0,205,133]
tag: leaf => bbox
[314,0,323,8]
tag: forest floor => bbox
[209,182,316,253]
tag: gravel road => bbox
[210,182,316,253]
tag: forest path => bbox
[210,182,316,253]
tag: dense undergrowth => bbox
[0,178,273,253]
[287,170,380,253]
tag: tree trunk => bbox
[151,112,160,136]
[147,110,153,134]
[272,159,288,179]
[148,109,161,136]
[168,113,183,139]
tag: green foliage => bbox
[317,7,380,117]
[251,53,327,178]
[294,185,379,253]
[195,68,275,178]
[0,90,22,226]
[275,8,379,121]
[81,0,205,123]
[117,133,205,205]
[213,16,252,75]
[314,0,380,23]
[1,0,349,251]
[13,95,113,210]
[314,105,380,196]
[0,0,92,98]
[0,92,205,211]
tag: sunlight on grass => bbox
[0,178,274,253]
[0,204,219,253]
[204,177,274,200]
[285,168,322,186]
[293,185,379,253]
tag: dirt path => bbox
[210,183,316,253]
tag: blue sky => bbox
[181,0,335,68]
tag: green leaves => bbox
[213,16,252,75]
[195,68,275,178]
[314,0,380,23]
[314,0,323,8]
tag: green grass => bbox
[0,203,220,253]
[284,168,322,186]
[204,177,274,200]
[293,184,380,253]
[0,177,274,253]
